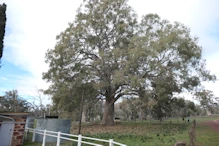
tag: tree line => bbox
[115,95,219,122]
[0,90,53,117]
[0,88,218,123]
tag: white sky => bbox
[1,0,219,104]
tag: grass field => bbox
[23,116,219,146]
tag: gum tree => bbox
[43,0,215,125]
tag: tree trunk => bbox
[101,100,114,125]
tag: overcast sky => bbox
[0,0,219,104]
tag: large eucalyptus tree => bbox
[43,0,215,125]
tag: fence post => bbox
[32,129,36,142]
[42,130,47,146]
[77,134,82,146]
[57,131,61,146]
[109,139,114,146]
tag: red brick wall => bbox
[11,116,27,146]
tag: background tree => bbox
[117,99,131,121]
[82,99,104,122]
[0,3,6,64]
[0,90,32,112]
[171,97,186,117]
[195,90,216,115]
[43,0,216,125]
[147,99,157,122]
[150,72,180,121]
[117,98,143,121]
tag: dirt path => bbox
[202,119,219,132]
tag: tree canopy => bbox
[43,0,216,125]
[0,90,32,112]
[0,3,6,63]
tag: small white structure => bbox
[0,112,28,146]
[0,117,14,146]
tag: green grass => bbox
[196,123,219,146]
[78,122,190,146]
[23,116,219,146]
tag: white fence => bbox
[25,128,127,146]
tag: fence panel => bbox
[25,127,127,146]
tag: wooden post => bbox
[189,119,196,146]
[78,90,84,135]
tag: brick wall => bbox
[11,116,27,146]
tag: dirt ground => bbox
[202,119,219,132]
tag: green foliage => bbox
[0,3,6,62]
[43,0,216,125]
[195,90,217,114]
[0,90,32,112]
[117,98,145,121]
[195,90,215,107]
